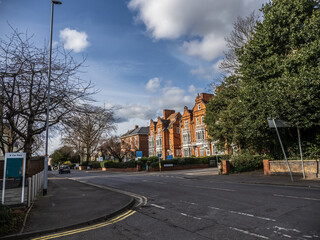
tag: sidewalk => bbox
[204,170,320,188]
[1,174,134,239]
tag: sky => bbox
[0,0,267,153]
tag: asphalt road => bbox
[48,169,320,240]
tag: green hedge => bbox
[104,159,137,169]
[230,153,267,173]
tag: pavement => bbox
[1,173,134,240]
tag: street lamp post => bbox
[43,0,62,196]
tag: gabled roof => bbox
[121,126,149,138]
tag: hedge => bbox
[104,159,137,169]
[230,153,267,173]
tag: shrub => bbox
[80,161,89,166]
[91,161,101,169]
[230,153,265,173]
[0,204,12,235]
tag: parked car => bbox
[59,165,70,174]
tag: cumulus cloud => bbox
[151,86,194,110]
[145,77,160,92]
[128,0,265,61]
[114,104,156,123]
[60,28,89,52]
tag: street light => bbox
[43,0,62,196]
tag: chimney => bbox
[134,125,139,129]
[200,93,214,102]
[163,109,175,119]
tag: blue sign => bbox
[157,154,162,158]
[166,155,173,160]
[136,151,143,158]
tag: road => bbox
[44,169,320,240]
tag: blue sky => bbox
[0,0,266,152]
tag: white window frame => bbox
[184,120,188,129]
[198,103,201,110]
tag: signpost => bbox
[267,118,294,182]
[136,151,143,158]
[2,153,26,204]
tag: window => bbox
[196,130,205,141]
[169,137,171,146]
[158,128,161,134]
[151,130,153,136]
[201,116,204,125]
[177,127,180,134]
[200,148,204,157]
[182,132,191,144]
[206,149,211,156]
[196,117,199,126]
[198,103,201,110]
[184,120,188,129]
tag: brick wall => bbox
[266,160,319,179]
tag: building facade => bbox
[148,110,181,160]
[120,125,149,158]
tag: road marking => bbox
[274,226,300,233]
[273,231,292,238]
[183,184,235,192]
[33,210,136,240]
[180,212,202,220]
[151,204,165,209]
[75,180,148,207]
[180,200,198,205]
[229,227,269,239]
[209,206,276,222]
[273,194,320,201]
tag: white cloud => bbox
[151,86,194,110]
[188,84,196,94]
[60,28,89,52]
[128,0,265,61]
[145,77,160,92]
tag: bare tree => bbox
[63,104,115,163]
[99,136,135,162]
[220,11,260,74]
[0,28,93,163]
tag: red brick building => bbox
[148,110,181,159]
[120,125,149,158]
[180,93,223,157]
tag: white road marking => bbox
[183,184,235,192]
[273,231,292,238]
[274,226,300,233]
[180,212,202,220]
[151,204,165,210]
[180,200,198,205]
[273,194,320,201]
[230,227,269,239]
[209,206,276,222]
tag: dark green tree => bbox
[206,0,320,157]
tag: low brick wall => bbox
[264,159,319,179]
[148,164,210,172]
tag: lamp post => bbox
[43,0,62,196]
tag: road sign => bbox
[166,155,173,160]
[2,153,26,204]
[136,151,143,158]
[157,154,162,158]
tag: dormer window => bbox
[198,103,201,110]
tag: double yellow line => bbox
[33,210,136,240]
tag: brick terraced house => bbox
[148,110,181,160]
[180,93,223,157]
[120,125,149,158]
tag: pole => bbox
[43,1,56,196]
[297,127,305,179]
[273,119,294,182]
